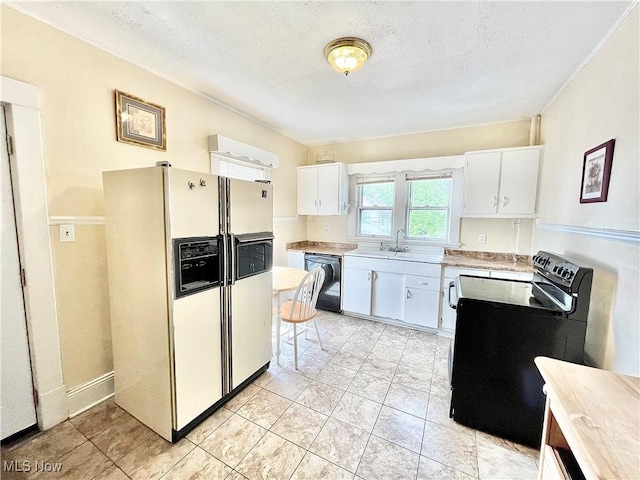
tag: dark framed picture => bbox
[115,90,166,151]
[579,139,615,203]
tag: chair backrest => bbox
[289,267,326,321]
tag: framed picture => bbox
[115,90,166,151]
[579,139,615,203]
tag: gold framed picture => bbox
[115,90,166,151]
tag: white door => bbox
[463,152,501,215]
[371,271,404,320]
[342,267,372,315]
[498,149,540,215]
[1,105,37,439]
[317,164,340,215]
[297,167,318,215]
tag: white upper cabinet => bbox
[462,146,542,217]
[297,163,348,215]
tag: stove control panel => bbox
[533,251,580,287]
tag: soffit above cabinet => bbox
[208,134,279,168]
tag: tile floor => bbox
[1,311,540,480]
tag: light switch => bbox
[59,224,75,242]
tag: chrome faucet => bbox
[395,228,405,251]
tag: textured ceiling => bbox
[9,1,633,145]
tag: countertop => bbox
[535,357,640,480]
[287,243,533,272]
[286,241,358,256]
[443,249,533,273]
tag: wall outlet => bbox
[60,224,75,242]
[324,227,330,236]
[478,233,487,244]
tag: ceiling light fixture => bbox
[324,37,372,76]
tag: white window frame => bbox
[348,169,462,246]
[405,173,453,242]
[355,175,395,238]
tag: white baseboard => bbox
[66,371,114,418]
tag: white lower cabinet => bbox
[342,256,441,329]
[404,274,440,328]
[372,271,405,321]
[342,267,372,315]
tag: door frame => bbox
[1,76,67,430]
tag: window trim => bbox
[405,173,453,241]
[355,175,395,238]
[348,169,462,246]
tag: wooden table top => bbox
[535,357,640,480]
[272,266,307,293]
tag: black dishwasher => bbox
[304,253,342,313]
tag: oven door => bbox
[234,232,273,281]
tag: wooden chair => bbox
[278,267,325,370]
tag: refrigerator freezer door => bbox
[228,179,273,234]
[173,288,223,430]
[230,272,273,389]
[169,169,219,238]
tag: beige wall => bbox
[1,6,307,389]
[534,7,639,375]
[307,120,534,253]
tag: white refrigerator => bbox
[103,166,273,441]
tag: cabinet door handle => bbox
[491,196,498,207]
[417,281,429,286]
[501,196,509,207]
[368,272,371,281]
[406,289,412,299]
[318,199,322,207]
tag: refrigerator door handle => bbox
[229,233,236,285]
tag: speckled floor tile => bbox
[116,436,195,480]
[384,383,429,419]
[92,465,129,480]
[393,364,433,392]
[290,452,354,480]
[236,432,305,480]
[27,441,112,480]
[475,432,538,480]
[199,414,266,468]
[68,398,128,438]
[417,456,477,479]
[309,418,370,473]
[91,412,155,462]
[8,421,86,465]
[314,363,358,390]
[270,402,327,449]
[372,406,425,453]
[263,370,311,400]
[237,389,291,429]
[348,371,391,403]
[426,394,474,435]
[295,381,345,415]
[161,446,232,479]
[185,407,233,445]
[329,351,367,371]
[359,358,398,381]
[331,392,382,433]
[224,384,262,412]
[421,421,478,477]
[356,435,419,480]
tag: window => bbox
[356,176,394,237]
[406,174,452,240]
[211,154,268,181]
[351,169,461,245]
